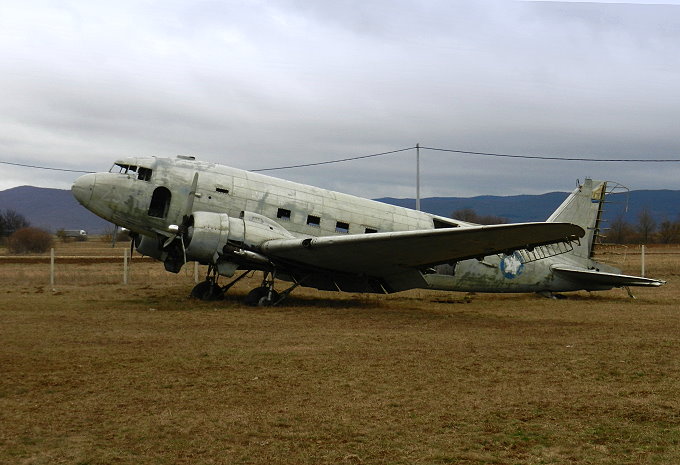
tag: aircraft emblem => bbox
[500,252,525,279]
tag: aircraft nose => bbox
[71,173,96,206]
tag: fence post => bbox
[50,248,55,286]
[641,244,646,278]
[123,248,129,285]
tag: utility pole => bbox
[416,143,421,211]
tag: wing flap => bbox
[552,264,666,287]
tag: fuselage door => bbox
[148,186,172,219]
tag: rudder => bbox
[546,178,607,260]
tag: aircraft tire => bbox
[191,281,224,301]
[244,287,279,307]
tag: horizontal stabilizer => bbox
[551,265,666,287]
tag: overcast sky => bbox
[1,0,679,200]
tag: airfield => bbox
[1,240,679,464]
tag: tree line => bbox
[606,209,680,244]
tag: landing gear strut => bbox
[190,276,223,301]
[244,286,280,306]
[190,265,250,301]
[191,266,303,306]
[244,271,280,306]
[624,286,637,299]
[243,271,303,307]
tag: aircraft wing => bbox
[260,222,584,292]
[551,264,666,287]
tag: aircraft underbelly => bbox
[425,256,588,293]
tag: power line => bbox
[420,146,680,163]
[0,160,95,173]
[251,145,680,172]
[2,144,680,176]
[250,146,416,172]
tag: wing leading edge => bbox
[260,222,584,292]
[551,265,666,288]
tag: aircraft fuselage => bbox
[73,156,655,297]
[72,156,451,240]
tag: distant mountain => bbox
[378,189,680,224]
[1,185,678,234]
[377,192,568,223]
[0,186,110,233]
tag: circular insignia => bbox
[500,252,525,279]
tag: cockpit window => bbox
[110,163,152,181]
[112,163,138,174]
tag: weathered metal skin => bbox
[427,253,616,293]
[425,179,663,293]
[184,211,294,264]
[184,212,235,265]
[72,156,445,238]
[72,156,469,290]
[72,157,661,297]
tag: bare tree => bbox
[636,208,657,244]
[0,209,30,237]
[606,213,634,244]
[657,218,680,244]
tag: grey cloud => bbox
[0,0,679,198]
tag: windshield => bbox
[110,163,152,181]
[110,163,137,174]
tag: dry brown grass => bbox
[1,242,679,464]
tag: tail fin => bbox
[547,178,607,260]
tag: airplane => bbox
[71,155,586,305]
[425,178,665,298]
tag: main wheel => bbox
[244,287,280,307]
[190,280,224,301]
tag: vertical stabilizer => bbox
[547,179,607,260]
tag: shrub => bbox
[7,227,54,254]
[101,226,131,244]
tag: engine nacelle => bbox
[185,212,235,264]
[185,211,294,266]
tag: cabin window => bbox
[138,167,152,181]
[277,208,291,221]
[148,186,171,219]
[365,227,378,234]
[307,215,321,227]
[335,221,350,234]
[216,187,229,194]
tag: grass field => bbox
[1,241,679,464]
